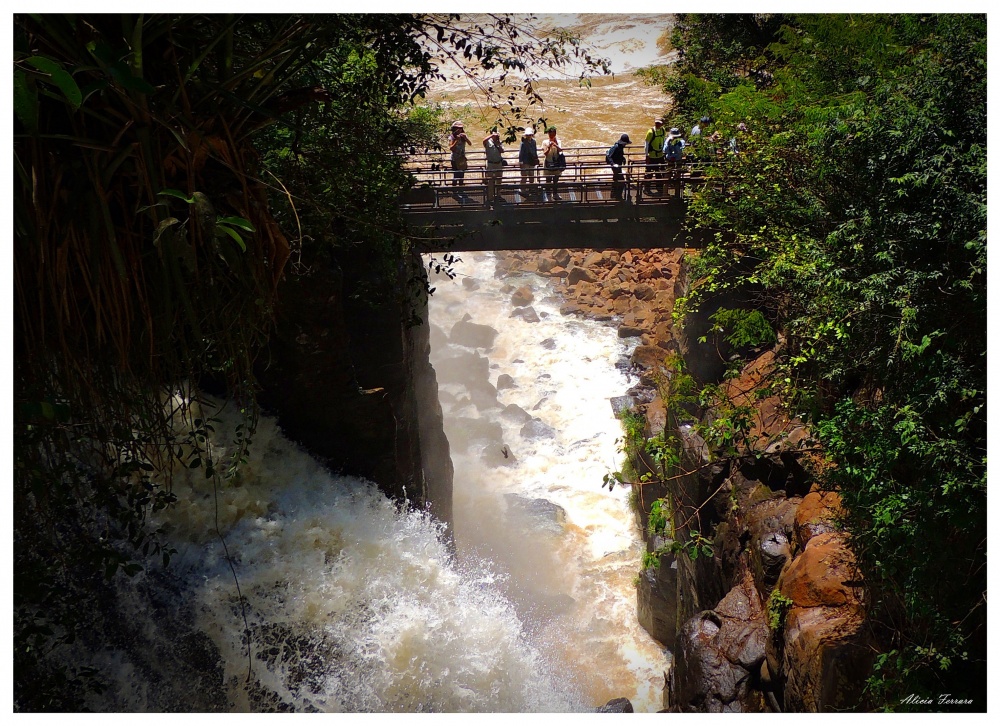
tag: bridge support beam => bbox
[407,202,716,253]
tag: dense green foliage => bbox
[658,13,986,707]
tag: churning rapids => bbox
[70,253,665,712]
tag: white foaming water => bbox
[110,406,588,712]
[427,252,667,711]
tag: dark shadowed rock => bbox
[511,285,534,307]
[496,373,516,390]
[520,418,556,439]
[597,698,634,713]
[552,248,571,267]
[619,325,644,338]
[467,378,500,410]
[500,403,533,424]
[433,351,490,387]
[610,395,637,417]
[511,305,541,323]
[482,443,517,468]
[541,338,557,350]
[567,265,597,285]
[450,319,498,349]
[504,494,566,536]
[461,277,481,291]
[637,549,678,647]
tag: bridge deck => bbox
[402,150,723,252]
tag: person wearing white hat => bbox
[663,127,685,194]
[518,127,539,199]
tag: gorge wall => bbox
[254,247,453,525]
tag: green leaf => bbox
[216,224,247,252]
[157,189,194,204]
[217,216,255,232]
[26,55,83,109]
[13,70,38,131]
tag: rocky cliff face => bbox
[254,248,453,524]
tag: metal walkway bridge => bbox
[402,147,722,252]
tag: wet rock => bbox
[511,285,534,307]
[610,395,637,417]
[597,697,634,713]
[637,549,678,647]
[433,351,490,387]
[536,256,556,274]
[461,277,481,291]
[540,338,557,350]
[510,305,540,323]
[780,604,872,712]
[618,325,644,338]
[567,266,597,285]
[429,323,448,351]
[496,373,516,390]
[504,493,566,536]
[466,378,500,411]
[482,443,517,468]
[500,403,533,424]
[583,251,606,268]
[450,318,498,350]
[779,532,859,609]
[520,418,556,440]
[634,283,655,300]
[794,489,843,548]
[631,344,664,370]
[549,266,569,278]
[552,248,571,267]
[559,302,584,316]
[744,496,800,598]
[532,397,548,410]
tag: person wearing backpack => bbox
[518,127,539,199]
[643,117,668,194]
[664,127,686,194]
[606,133,631,202]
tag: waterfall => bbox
[427,251,667,711]
[81,405,585,712]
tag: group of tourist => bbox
[446,116,728,205]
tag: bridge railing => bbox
[402,151,729,212]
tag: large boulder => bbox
[450,317,499,349]
[779,532,858,609]
[794,489,843,548]
[520,418,557,440]
[433,351,490,387]
[743,496,801,599]
[671,571,768,713]
[779,605,871,712]
[510,305,540,323]
[597,698,634,713]
[567,265,597,285]
[504,494,566,537]
[511,285,534,307]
